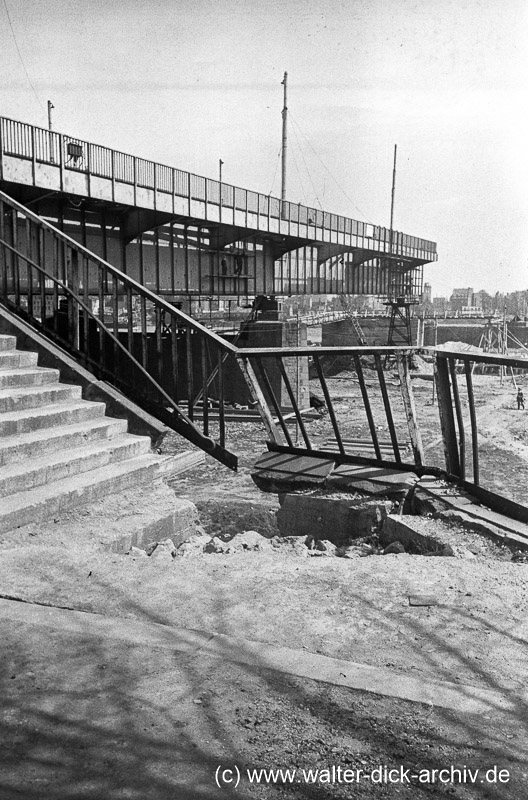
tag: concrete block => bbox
[380,514,457,555]
[381,514,436,553]
[276,493,391,545]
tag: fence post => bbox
[434,354,461,476]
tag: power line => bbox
[290,120,323,210]
[268,147,282,197]
[2,0,43,110]
[289,111,374,223]
[289,137,308,206]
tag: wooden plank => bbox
[396,353,424,467]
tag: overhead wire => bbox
[268,147,282,197]
[289,110,374,223]
[289,119,323,210]
[2,0,43,111]
[288,129,308,206]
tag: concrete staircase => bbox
[0,334,178,532]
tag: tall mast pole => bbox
[281,71,288,205]
[47,100,54,131]
[389,143,397,254]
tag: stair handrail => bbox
[0,190,239,468]
[0,190,237,354]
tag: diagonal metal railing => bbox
[0,190,240,469]
[236,343,528,523]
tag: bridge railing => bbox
[237,346,425,469]
[236,344,528,519]
[0,116,437,263]
[0,190,240,469]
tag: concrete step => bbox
[0,366,61,389]
[0,399,107,437]
[0,335,16,351]
[0,416,129,466]
[0,383,83,413]
[0,452,178,532]
[0,350,39,369]
[0,434,152,498]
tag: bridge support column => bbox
[237,319,309,410]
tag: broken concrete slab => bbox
[413,475,528,550]
[251,451,336,493]
[276,493,391,545]
[413,475,477,516]
[381,514,461,557]
[381,514,444,554]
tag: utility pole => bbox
[389,144,397,256]
[47,100,54,131]
[219,159,224,222]
[432,315,438,404]
[501,305,507,386]
[281,71,288,209]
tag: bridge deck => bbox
[0,117,436,267]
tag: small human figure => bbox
[221,257,228,275]
[234,254,244,275]
[517,387,525,410]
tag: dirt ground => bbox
[1,368,527,798]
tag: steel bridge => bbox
[0,116,436,304]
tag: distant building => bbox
[422,282,432,304]
[450,287,474,315]
[433,297,449,315]
[461,305,483,317]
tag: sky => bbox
[1,0,527,298]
